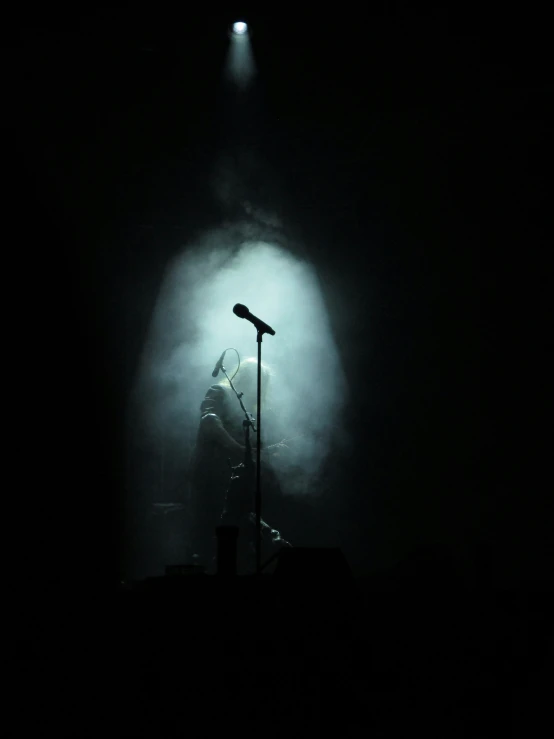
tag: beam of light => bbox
[225,21,256,89]
[129,229,350,575]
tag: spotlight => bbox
[232,21,248,36]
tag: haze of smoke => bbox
[132,223,350,500]
[224,32,256,90]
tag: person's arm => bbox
[199,384,250,454]
[200,412,245,454]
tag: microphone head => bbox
[233,303,249,318]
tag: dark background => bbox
[7,6,551,593]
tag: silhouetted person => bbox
[188,357,290,571]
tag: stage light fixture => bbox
[233,21,248,36]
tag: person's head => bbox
[222,357,273,407]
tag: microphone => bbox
[212,350,227,378]
[233,304,276,336]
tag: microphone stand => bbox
[222,331,265,575]
[222,366,256,439]
[256,332,262,575]
[221,365,257,569]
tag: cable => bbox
[227,348,240,383]
[216,348,241,382]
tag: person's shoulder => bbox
[201,383,232,421]
[205,383,227,398]
[202,383,230,408]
